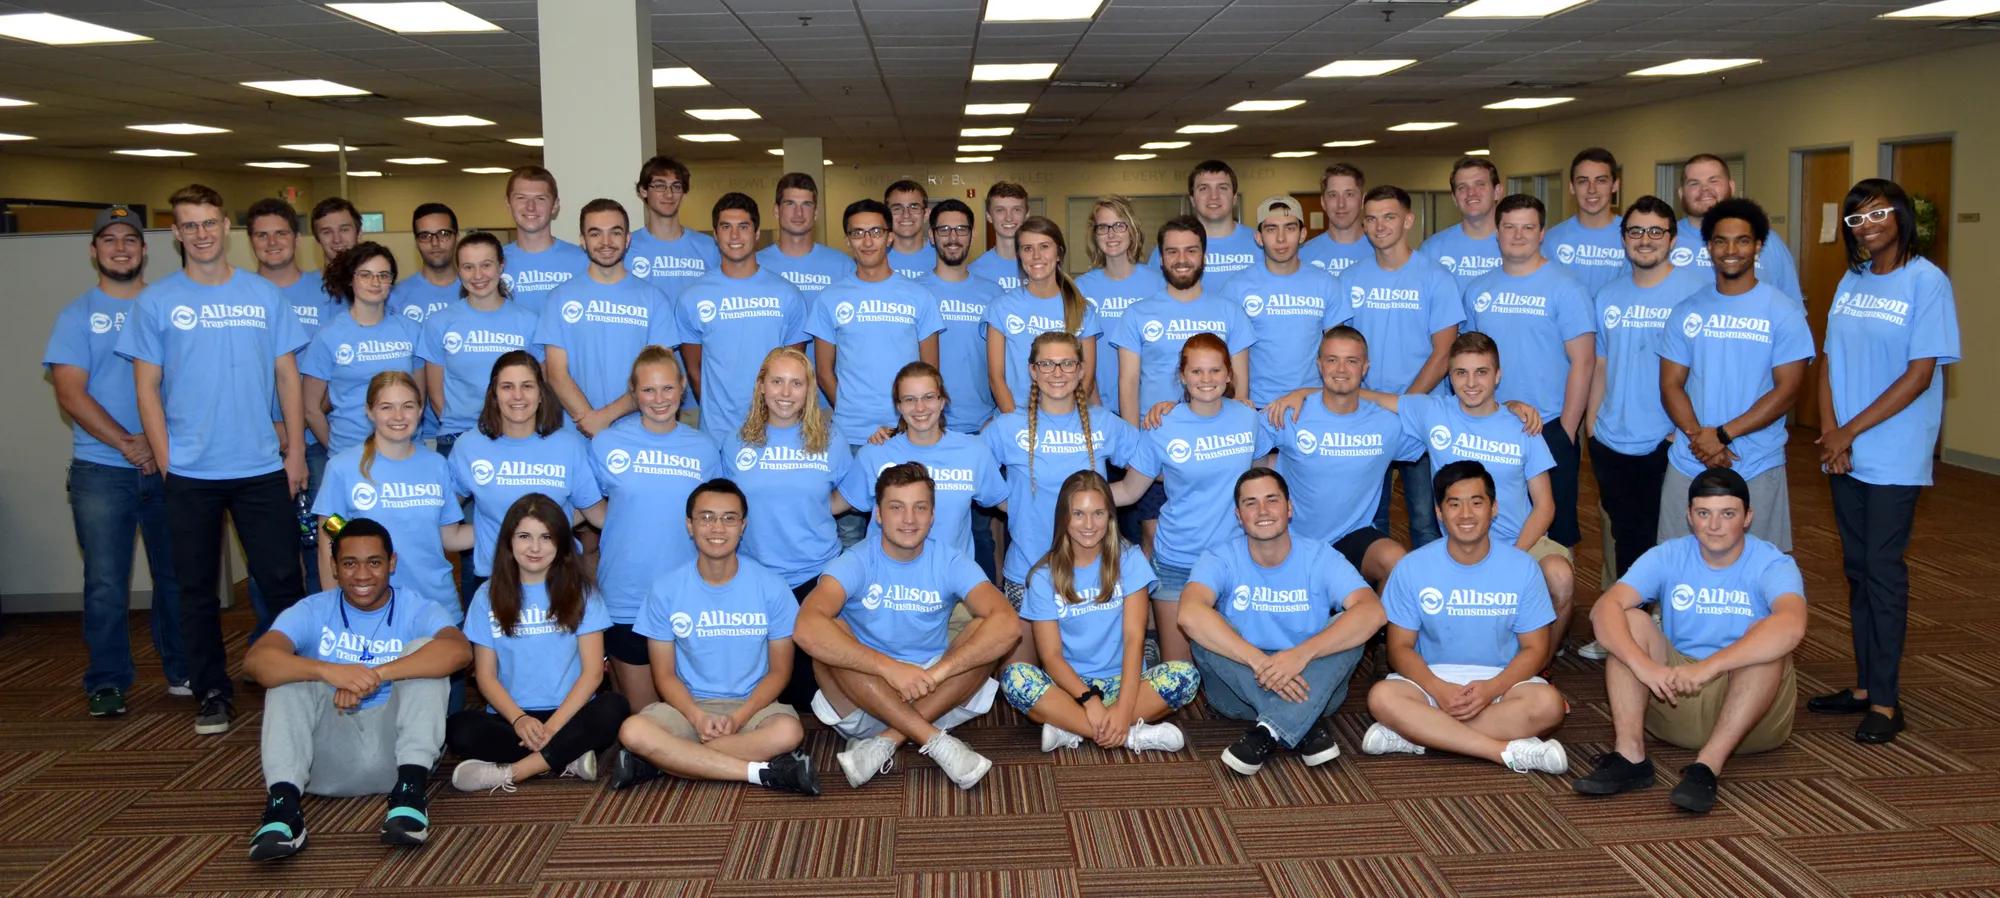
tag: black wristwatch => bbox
[1715,425,1734,447]
[1077,686,1105,704]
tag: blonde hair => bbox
[1029,469,1124,606]
[360,370,422,481]
[1084,196,1148,268]
[1024,331,1094,492]
[628,344,682,393]
[739,346,831,454]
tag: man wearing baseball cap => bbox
[1224,196,1351,407]
[43,205,189,717]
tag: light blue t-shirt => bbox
[533,273,679,413]
[636,557,798,699]
[983,288,1102,412]
[446,428,603,576]
[888,244,936,280]
[271,270,338,339]
[1382,540,1555,669]
[43,288,145,467]
[1621,534,1803,662]
[1143,402,1273,570]
[388,275,458,326]
[1263,398,1423,543]
[312,446,463,619]
[676,267,810,440]
[502,239,589,318]
[757,243,852,297]
[967,250,1021,291]
[1591,266,1707,456]
[1021,544,1156,679]
[1461,263,1595,421]
[464,583,611,712]
[722,422,854,587]
[1077,266,1166,419]
[806,274,944,441]
[1223,264,1350,406]
[1401,394,1556,544]
[1300,233,1372,277]
[299,310,424,453]
[1825,257,1960,487]
[115,269,308,479]
[820,537,991,663]
[1190,537,1368,652]
[1417,224,1502,289]
[416,301,542,437]
[840,431,1007,561]
[591,419,719,623]
[1545,217,1628,296]
[271,588,456,711]
[1107,292,1256,413]
[1672,220,1804,305]
[1657,283,1816,479]
[1201,224,1260,283]
[982,407,1147,583]
[919,273,1005,432]
[628,227,719,300]
[1339,255,1465,393]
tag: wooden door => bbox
[1292,192,1324,240]
[1793,146,1851,428]
[1892,140,1952,273]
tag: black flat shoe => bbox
[1806,689,1869,714]
[1855,708,1905,744]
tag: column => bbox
[537,0,656,241]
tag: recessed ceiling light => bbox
[956,155,996,163]
[506,137,543,147]
[0,13,149,45]
[965,102,1030,116]
[1446,0,1590,17]
[1882,0,2000,16]
[1387,121,1457,131]
[983,0,1105,22]
[652,66,709,88]
[1466,149,1492,156]
[1176,124,1236,134]
[1114,153,1156,161]
[958,143,1003,152]
[0,132,35,141]
[1141,141,1190,150]
[1228,99,1305,112]
[114,148,195,158]
[0,96,33,107]
[347,170,384,177]
[766,148,785,156]
[961,126,1014,137]
[1322,139,1376,148]
[326,2,501,33]
[678,133,738,142]
[1628,58,1762,77]
[127,123,230,135]
[243,79,369,97]
[281,143,357,152]
[462,166,511,174]
[684,107,759,121]
[405,114,494,127]
[246,161,309,169]
[1306,59,1416,78]
[822,159,833,166]
[387,156,447,164]
[972,63,1058,81]
[1271,151,1316,158]
[1483,96,1573,110]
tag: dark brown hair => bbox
[485,493,593,636]
[477,350,563,438]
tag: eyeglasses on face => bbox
[1842,208,1892,228]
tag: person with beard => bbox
[535,200,679,437]
[679,192,810,439]
[917,200,1008,578]
[389,203,460,325]
[1671,155,1803,305]
[45,205,189,716]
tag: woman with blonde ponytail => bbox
[983,217,1102,414]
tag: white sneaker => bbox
[561,750,598,782]
[165,681,194,697]
[1125,721,1185,753]
[1576,640,1609,661]
[836,736,898,789]
[1360,722,1425,756]
[1040,723,1083,752]
[921,731,993,790]
[1501,737,1569,774]
[450,759,517,793]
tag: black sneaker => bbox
[87,687,127,718]
[195,691,233,736]
[1295,718,1340,767]
[248,792,307,861]
[605,747,662,791]
[758,751,821,797]
[1573,752,1656,796]
[1222,723,1279,776]
[1670,762,1719,814]
[380,780,430,847]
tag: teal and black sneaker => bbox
[87,687,126,718]
[380,780,430,847]
[248,791,307,861]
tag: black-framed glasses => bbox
[932,225,972,238]
[1622,226,1669,239]
[416,228,459,243]
[1032,359,1080,372]
[646,180,686,195]
[1092,221,1131,235]
[847,226,887,240]
[1842,208,1892,228]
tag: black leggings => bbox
[445,692,629,771]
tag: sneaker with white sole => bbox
[1575,640,1609,661]
[836,736,898,789]
[1040,723,1083,752]
[450,759,517,793]
[165,681,194,698]
[1360,722,1425,756]
[1125,721,1185,753]
[1295,718,1340,767]
[921,731,993,790]
[1501,737,1569,774]
[561,750,598,782]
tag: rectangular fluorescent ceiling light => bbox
[983,0,1105,22]
[652,67,709,88]
[115,148,194,158]
[765,148,785,156]
[462,167,511,174]
[327,3,501,33]
[678,133,738,142]
[1484,96,1573,110]
[956,156,995,163]
[1176,124,1236,134]
[1466,149,1492,156]
[405,114,493,127]
[0,13,149,45]
[1323,139,1376,147]
[387,156,446,164]
[958,143,1003,152]
[962,126,1014,137]
[1628,58,1762,77]
[1882,0,2000,16]
[1271,151,1317,158]
[0,132,34,141]
[1141,141,1190,150]
[347,170,384,177]
[127,123,229,135]
[281,143,356,152]
[972,63,1057,81]
[1387,121,1456,131]
[685,107,759,121]
[1228,99,1305,112]
[965,102,1031,115]
[243,79,368,97]
[0,96,33,107]
[1307,59,1415,78]
[1114,153,1156,161]
[1446,0,1591,17]
[246,161,309,169]
[507,137,543,147]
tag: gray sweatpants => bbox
[261,655,448,797]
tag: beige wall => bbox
[1487,42,1997,466]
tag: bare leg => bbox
[619,714,803,781]
[1361,538,1407,587]
[1023,679,1175,733]
[1694,658,1787,775]
[820,660,993,746]
[1152,600,1192,663]
[1366,679,1508,765]
[1463,683,1566,741]
[1541,554,1575,649]
[611,660,659,709]
[1604,607,1670,762]
[1140,518,1158,561]
[1009,617,1038,665]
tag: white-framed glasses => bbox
[1842,208,1892,228]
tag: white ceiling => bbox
[0,0,1993,172]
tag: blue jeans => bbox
[68,460,186,692]
[1373,456,1439,548]
[1192,641,1364,747]
[1152,562,1191,603]
[247,442,325,643]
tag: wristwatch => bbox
[1715,425,1734,447]
[1077,686,1104,704]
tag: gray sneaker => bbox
[561,750,598,782]
[194,692,233,735]
[920,731,993,790]
[1576,640,1610,661]
[836,736,899,789]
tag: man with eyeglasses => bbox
[629,155,720,301]
[1546,148,1628,296]
[916,199,1003,436]
[967,181,1029,290]
[1226,196,1349,407]
[501,165,589,318]
[1300,163,1372,276]
[389,203,460,325]
[1419,157,1505,290]
[885,179,935,280]
[678,192,809,440]
[1188,160,1259,284]
[1672,155,1804,305]
[758,172,853,298]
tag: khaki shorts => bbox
[1527,535,1574,565]
[1644,649,1794,754]
[636,698,798,741]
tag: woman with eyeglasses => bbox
[841,362,1005,560]
[1807,179,1961,745]
[984,216,1101,414]
[419,233,541,458]
[1075,197,1164,420]
[301,242,424,455]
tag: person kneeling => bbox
[608,479,818,795]
[1575,466,1805,814]
[794,462,1021,790]
[1002,471,1198,754]
[446,494,630,792]
[244,518,471,861]
[1179,468,1384,775]
[1364,461,1569,775]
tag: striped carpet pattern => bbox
[4,433,2000,896]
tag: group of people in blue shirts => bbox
[41,147,1958,862]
